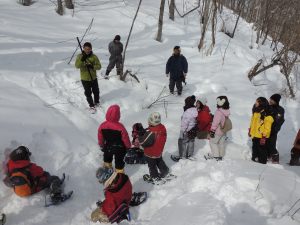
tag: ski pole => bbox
[76,37,93,81]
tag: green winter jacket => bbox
[75,53,101,81]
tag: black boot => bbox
[50,178,63,203]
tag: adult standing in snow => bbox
[166,46,188,96]
[105,35,123,78]
[196,96,213,139]
[75,42,101,113]
[267,94,285,163]
[208,96,231,161]
[249,97,274,164]
[97,105,131,181]
[171,95,198,162]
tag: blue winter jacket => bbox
[166,54,188,81]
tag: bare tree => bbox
[169,0,175,21]
[56,0,64,15]
[156,0,166,42]
[65,0,74,9]
[198,0,211,51]
[121,0,143,81]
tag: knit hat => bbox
[174,46,180,50]
[270,94,281,105]
[83,42,92,48]
[197,96,207,105]
[114,35,121,41]
[148,112,161,126]
[10,146,31,161]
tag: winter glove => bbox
[260,137,266,145]
[86,63,94,70]
[81,51,88,61]
[209,130,215,138]
[96,200,103,207]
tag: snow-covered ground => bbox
[0,0,300,224]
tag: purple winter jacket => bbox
[180,107,198,132]
[211,108,230,136]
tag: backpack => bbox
[9,166,34,197]
[220,117,232,133]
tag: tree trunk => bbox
[65,0,74,9]
[56,0,64,15]
[121,0,143,81]
[169,0,175,21]
[156,0,166,42]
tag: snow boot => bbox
[170,155,181,162]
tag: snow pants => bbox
[178,131,195,158]
[146,156,169,179]
[209,134,226,158]
[81,79,100,107]
[252,138,268,164]
[106,55,122,75]
[169,78,182,95]
[266,133,279,162]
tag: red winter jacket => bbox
[143,124,167,158]
[98,105,131,149]
[197,105,212,132]
[101,175,132,217]
[7,159,48,193]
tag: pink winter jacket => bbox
[181,107,198,132]
[211,108,230,136]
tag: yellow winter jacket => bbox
[249,112,274,138]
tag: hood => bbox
[219,108,230,117]
[105,105,120,122]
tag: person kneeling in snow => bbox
[3,146,64,200]
[139,112,170,183]
[91,172,132,223]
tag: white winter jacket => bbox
[180,107,198,132]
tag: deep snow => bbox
[0,0,300,225]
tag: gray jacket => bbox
[108,41,123,58]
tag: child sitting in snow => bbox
[196,96,213,139]
[171,95,198,162]
[3,146,65,200]
[97,105,131,182]
[91,172,132,223]
[289,129,300,166]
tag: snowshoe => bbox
[45,191,73,207]
[143,174,166,185]
[163,173,177,181]
[96,167,114,183]
[130,192,147,206]
[170,155,181,162]
[0,214,6,225]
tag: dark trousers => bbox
[81,79,100,107]
[103,149,126,170]
[169,79,182,94]
[146,156,169,179]
[290,147,300,165]
[36,172,61,194]
[252,138,268,164]
[266,133,279,160]
[106,56,122,75]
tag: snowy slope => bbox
[0,0,300,225]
